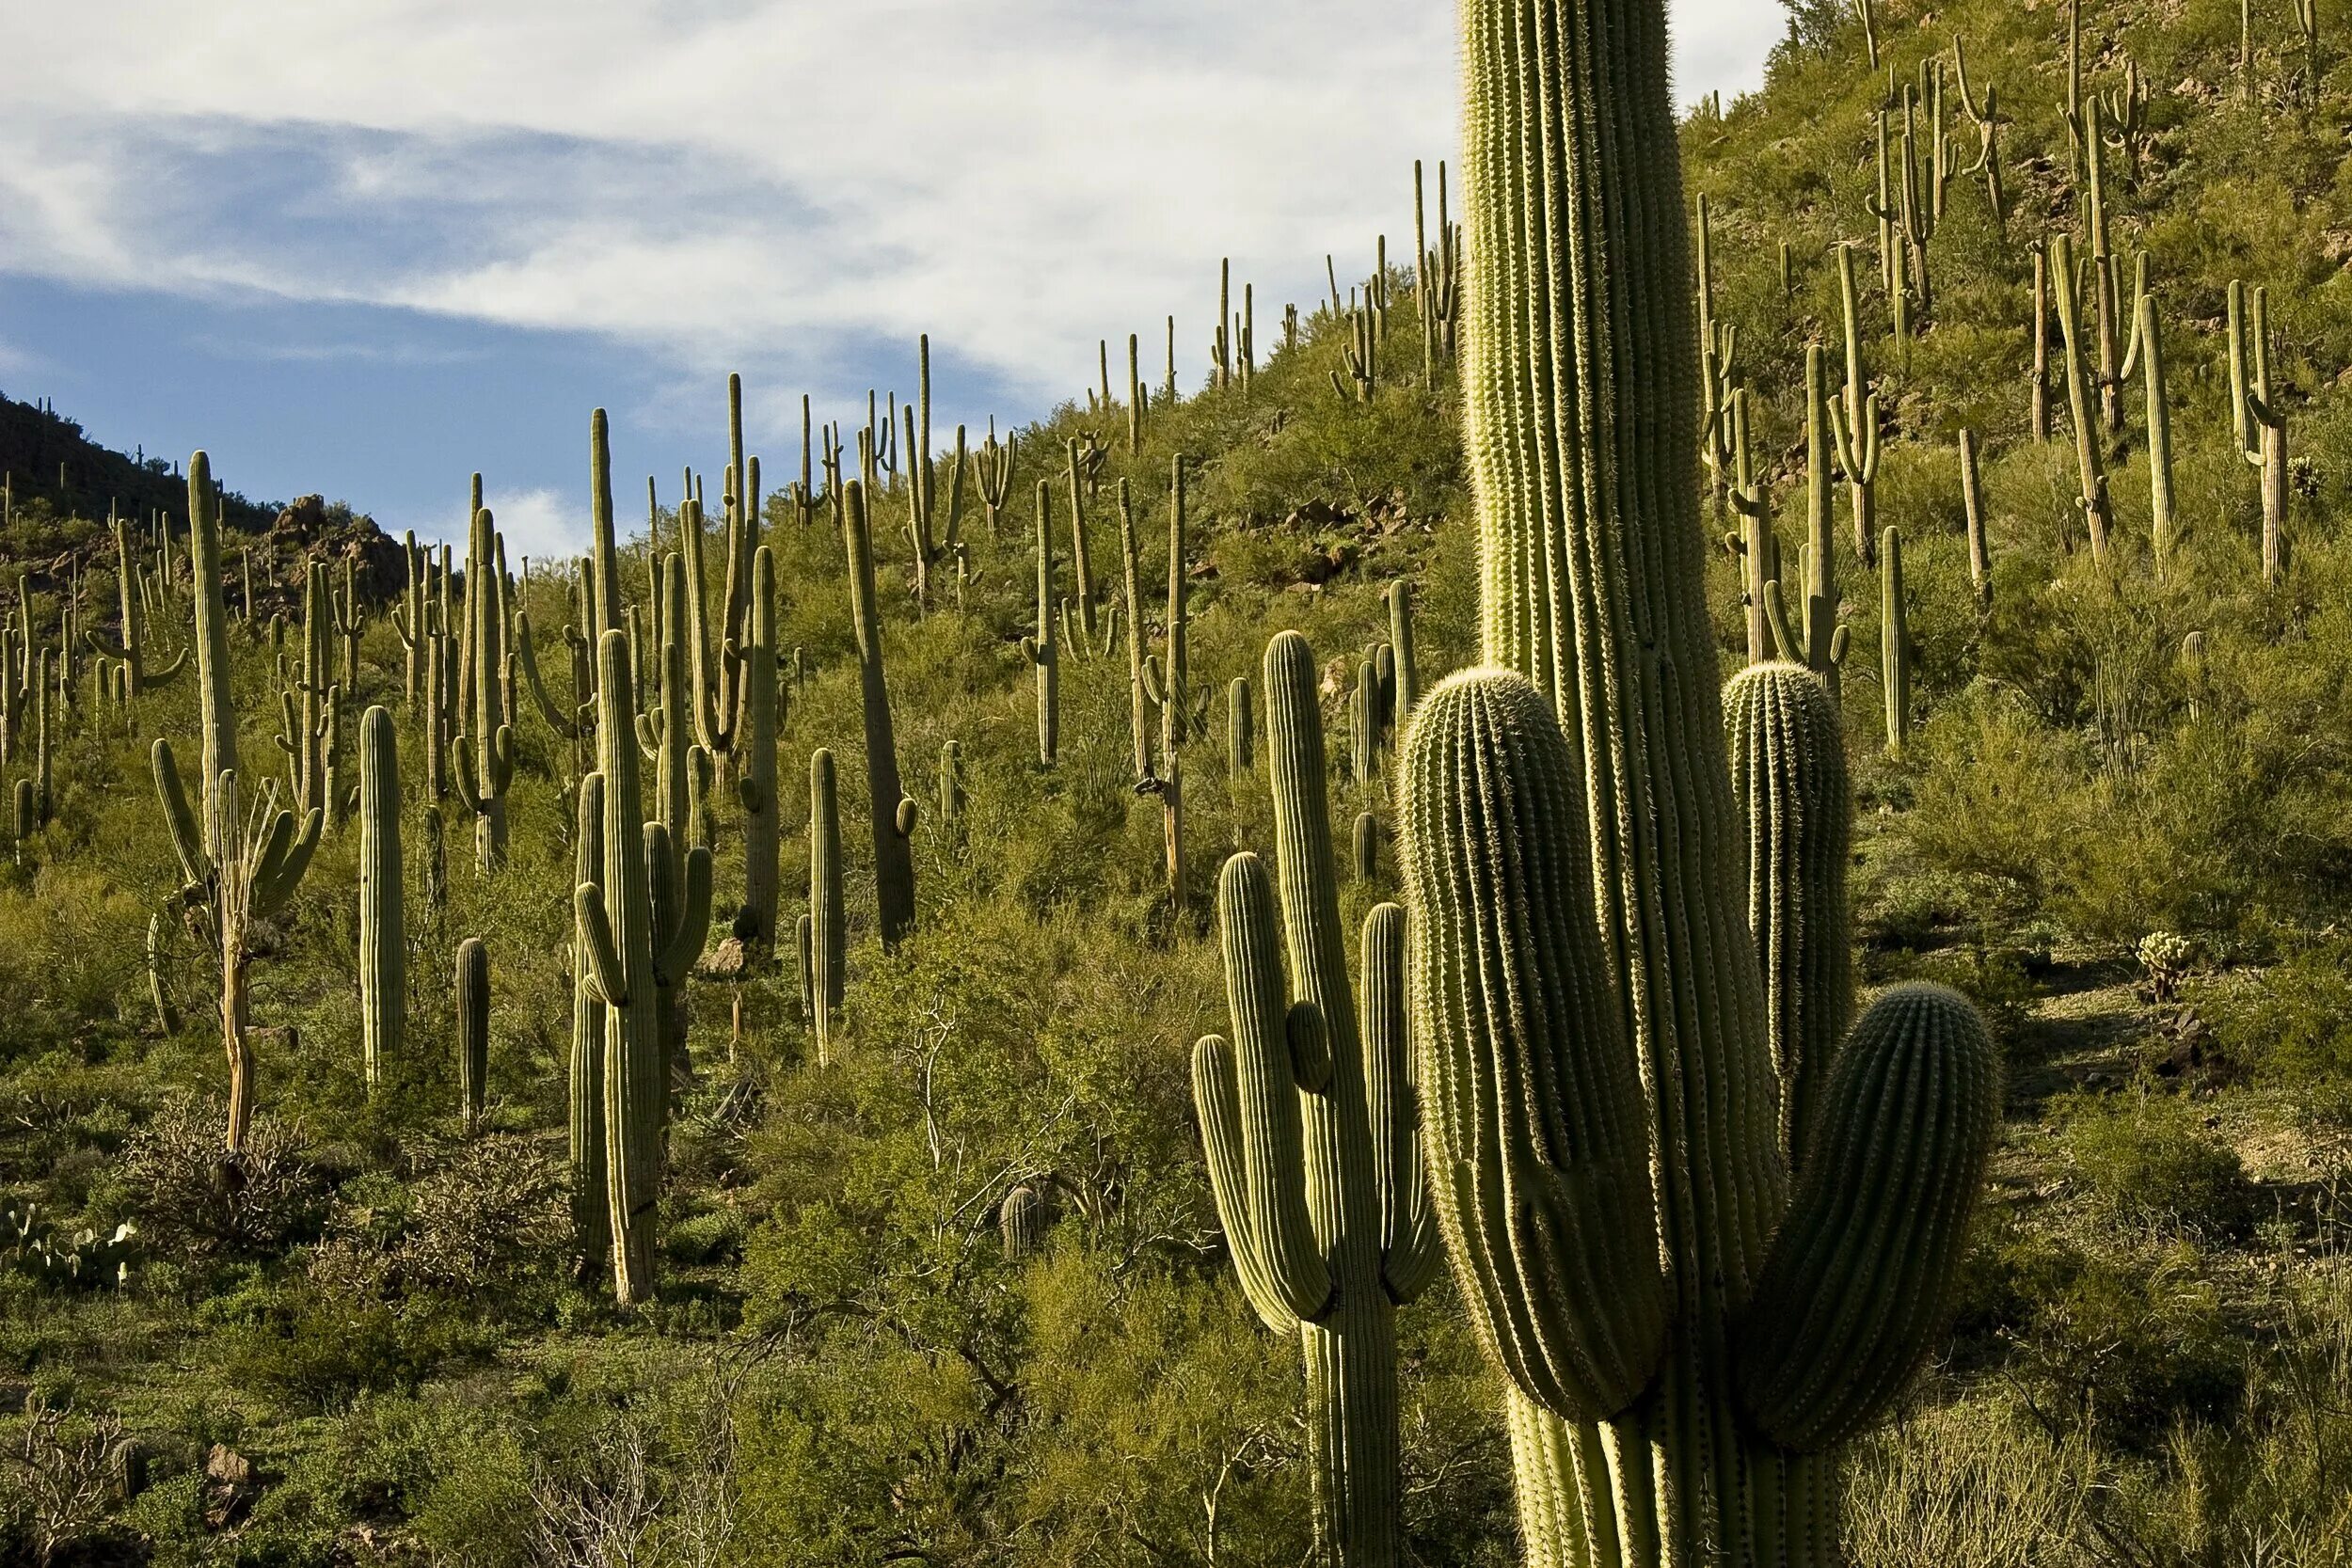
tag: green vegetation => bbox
[9,0,2352,1562]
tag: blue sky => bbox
[0,1,1787,558]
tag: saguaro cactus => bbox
[357,705,404,1088]
[807,748,845,1066]
[1191,630,1439,1568]
[2049,234,2114,561]
[453,507,516,867]
[147,910,179,1035]
[1833,247,1883,570]
[841,481,917,947]
[1882,526,1911,754]
[154,455,323,1155]
[1960,430,1993,605]
[1413,6,2002,1560]
[88,517,186,697]
[570,773,610,1276]
[456,938,488,1135]
[737,546,781,954]
[2230,279,2290,585]
[575,629,712,1306]
[2119,255,2176,570]
[1022,481,1059,765]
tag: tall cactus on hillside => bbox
[1960,429,1994,605]
[1152,456,1191,910]
[975,420,1017,541]
[154,454,323,1156]
[1022,481,1058,766]
[737,546,782,955]
[807,748,845,1065]
[393,532,428,703]
[841,481,917,947]
[1406,6,2002,1560]
[456,938,488,1136]
[357,705,404,1089]
[2049,233,2115,561]
[1191,631,1439,1568]
[89,516,186,699]
[1062,441,1099,637]
[574,628,712,1306]
[1832,246,1883,570]
[2119,254,2176,569]
[2230,279,2291,585]
[570,772,611,1277]
[453,507,516,867]
[1882,527,1911,754]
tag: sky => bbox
[0,2,1788,559]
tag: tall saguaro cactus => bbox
[357,705,404,1088]
[1023,481,1059,765]
[575,629,712,1306]
[1191,631,1439,1568]
[453,507,516,867]
[840,482,917,946]
[154,454,323,1155]
[1408,6,2002,1561]
[90,516,185,697]
[738,546,782,954]
[570,773,611,1276]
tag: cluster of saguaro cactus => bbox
[1192,630,1438,1568]
[1832,246,1884,569]
[1412,159,1461,376]
[2048,233,2115,561]
[90,515,186,697]
[1394,6,2002,1561]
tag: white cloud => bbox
[0,2,1783,445]
[475,485,587,562]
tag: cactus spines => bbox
[1190,630,1438,1568]
[1351,812,1379,883]
[841,481,915,946]
[357,705,404,1088]
[146,910,179,1034]
[1960,429,1993,606]
[1881,526,1911,754]
[1228,676,1253,777]
[1024,480,1058,766]
[1725,663,1852,1165]
[1439,6,2000,1555]
[570,772,611,1275]
[456,937,488,1136]
[1396,670,1668,1418]
[808,748,845,1066]
[999,1183,1044,1259]
[2049,233,2114,561]
[575,628,712,1305]
[1735,982,1999,1450]
[2231,279,2290,585]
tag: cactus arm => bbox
[250,806,324,917]
[1762,580,1801,664]
[449,736,486,816]
[144,648,188,686]
[151,739,212,888]
[577,883,627,1006]
[514,612,583,738]
[1736,983,1999,1451]
[1191,1035,1304,1337]
[1396,670,1670,1421]
[1361,901,1441,1305]
[655,844,713,982]
[85,631,131,662]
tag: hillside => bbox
[6,0,2352,1564]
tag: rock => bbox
[203,1443,258,1529]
